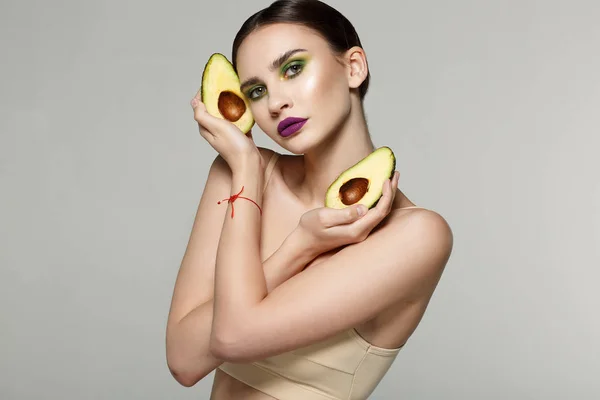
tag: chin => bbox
[274,128,329,155]
[275,139,310,155]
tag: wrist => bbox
[288,227,319,263]
[222,154,263,219]
[231,154,262,187]
[231,151,262,174]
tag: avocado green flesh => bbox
[324,147,396,209]
[200,53,255,134]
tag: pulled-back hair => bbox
[231,0,370,100]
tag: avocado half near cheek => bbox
[199,53,255,134]
[324,146,396,209]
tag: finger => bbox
[353,176,394,227]
[190,94,201,109]
[329,173,398,240]
[191,101,220,144]
[382,173,398,211]
[389,171,400,210]
[191,97,227,136]
[190,99,213,139]
[322,204,367,228]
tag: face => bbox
[235,23,356,154]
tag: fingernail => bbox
[357,205,367,216]
[190,98,198,108]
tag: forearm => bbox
[167,231,311,386]
[212,157,267,336]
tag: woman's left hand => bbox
[294,171,400,259]
[190,94,260,171]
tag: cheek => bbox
[249,103,270,128]
[249,100,281,138]
[302,68,345,106]
[303,73,319,96]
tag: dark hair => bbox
[231,0,370,100]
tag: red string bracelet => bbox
[217,186,262,218]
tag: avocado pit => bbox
[218,91,246,122]
[339,177,369,205]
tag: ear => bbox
[345,46,368,90]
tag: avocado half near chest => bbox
[325,147,396,209]
[199,53,255,134]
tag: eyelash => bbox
[283,60,304,78]
[246,60,306,101]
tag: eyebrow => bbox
[239,48,308,92]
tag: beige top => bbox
[218,327,403,400]
[219,152,424,399]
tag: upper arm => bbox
[167,147,275,326]
[215,210,454,362]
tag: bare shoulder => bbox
[389,206,453,241]
[364,208,454,292]
[376,206,454,295]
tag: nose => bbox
[267,88,292,117]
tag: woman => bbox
[166,0,453,398]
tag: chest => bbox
[256,168,310,262]
[258,202,301,262]
[257,171,344,270]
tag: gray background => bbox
[1,0,599,399]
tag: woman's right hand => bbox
[294,171,400,259]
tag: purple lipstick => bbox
[278,117,308,137]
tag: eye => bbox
[247,86,266,100]
[283,61,305,79]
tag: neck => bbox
[297,104,376,208]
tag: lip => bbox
[278,117,308,137]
